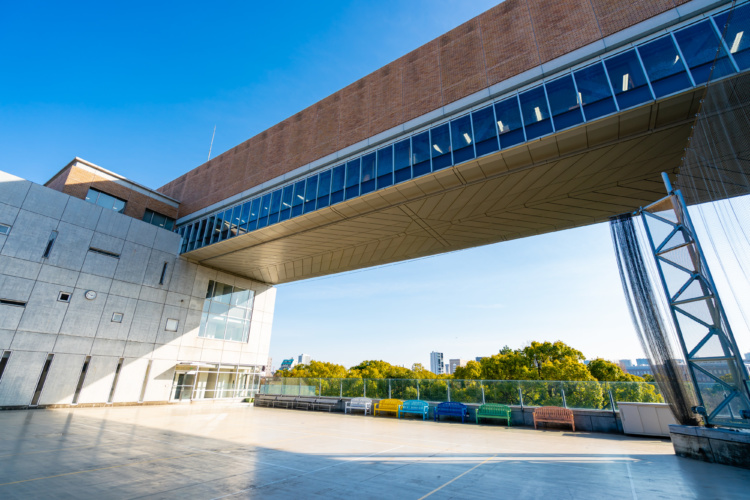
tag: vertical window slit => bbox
[72,356,91,404]
[0,351,11,382]
[159,262,168,285]
[139,360,152,403]
[108,358,124,404]
[42,230,58,259]
[31,354,54,406]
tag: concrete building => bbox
[449,358,469,374]
[430,352,444,375]
[619,359,634,367]
[636,359,649,366]
[2,0,748,408]
[298,354,311,365]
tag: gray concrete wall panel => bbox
[0,274,36,302]
[113,241,151,284]
[0,209,58,262]
[89,232,125,255]
[142,359,174,402]
[142,249,174,289]
[80,251,119,278]
[21,183,69,219]
[75,273,113,295]
[9,331,56,352]
[44,221,94,271]
[0,256,41,281]
[123,341,156,359]
[112,357,149,403]
[0,329,14,350]
[0,350,48,406]
[37,353,86,405]
[59,289,107,338]
[91,338,126,357]
[17,282,73,334]
[155,305,188,345]
[127,300,163,343]
[125,220,157,248]
[0,172,32,208]
[138,285,167,305]
[77,355,119,404]
[53,334,95,355]
[60,196,102,231]
[108,280,141,299]
[37,265,79,287]
[168,258,197,295]
[96,295,138,340]
[95,209,131,240]
[0,202,20,226]
[153,229,180,254]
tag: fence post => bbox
[447,382,451,402]
[298,379,301,396]
[388,379,391,399]
[340,380,343,398]
[319,379,322,397]
[561,385,567,408]
[481,383,486,405]
[608,390,617,414]
[417,380,420,400]
[364,379,366,398]
[518,386,524,408]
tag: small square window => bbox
[165,318,179,332]
[0,224,10,235]
[112,312,124,323]
[58,292,71,303]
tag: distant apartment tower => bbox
[449,359,468,374]
[430,352,444,375]
[298,354,311,365]
[619,359,633,367]
[475,357,486,362]
[279,358,296,371]
[636,358,649,366]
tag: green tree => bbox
[587,358,644,382]
[453,360,482,380]
[277,360,348,379]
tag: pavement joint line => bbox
[0,451,210,487]
[417,453,498,500]
[70,421,308,473]
[625,460,639,500]
[0,444,102,459]
[210,445,405,499]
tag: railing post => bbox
[364,379,366,398]
[561,385,567,408]
[318,379,322,397]
[608,389,617,414]
[417,380,420,400]
[388,379,391,399]
[298,379,301,396]
[447,382,451,402]
[340,380,343,398]
[481,383,486,405]
[518,386,524,408]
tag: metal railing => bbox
[259,378,663,411]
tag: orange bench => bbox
[533,406,575,431]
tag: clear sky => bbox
[2,1,747,369]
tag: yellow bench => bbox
[374,398,403,417]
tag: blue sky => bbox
[2,1,746,369]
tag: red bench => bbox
[533,406,575,431]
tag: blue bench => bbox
[434,402,469,423]
[398,400,430,420]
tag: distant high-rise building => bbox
[744,352,750,361]
[445,363,450,374]
[430,352,444,375]
[279,358,296,371]
[449,359,468,374]
[298,354,311,365]
[636,358,649,366]
[475,357,486,362]
[619,359,633,367]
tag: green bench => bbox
[476,403,512,426]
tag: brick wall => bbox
[158,0,688,218]
[47,165,179,221]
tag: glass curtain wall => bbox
[171,365,263,401]
[178,5,750,252]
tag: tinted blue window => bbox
[317,169,332,208]
[304,176,318,213]
[221,209,233,240]
[714,4,750,70]
[376,146,393,189]
[345,159,360,200]
[238,202,251,234]
[472,106,499,157]
[257,194,272,228]
[674,20,736,84]
[210,215,221,244]
[229,205,241,238]
[430,124,452,171]
[360,153,376,194]
[394,139,411,184]
[181,225,191,252]
[412,131,431,177]
[546,75,583,130]
[451,115,475,164]
[604,50,653,109]
[637,36,692,98]
[573,63,617,121]
[268,189,282,224]
[291,180,305,217]
[494,96,525,148]
[279,186,293,221]
[331,165,345,204]
[247,198,260,232]
[204,217,215,245]
[519,86,553,140]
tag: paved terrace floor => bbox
[0,404,748,499]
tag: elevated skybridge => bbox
[177,4,750,284]
[183,88,704,284]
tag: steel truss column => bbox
[638,174,750,428]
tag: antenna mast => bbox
[207,125,216,161]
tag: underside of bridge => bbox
[183,87,710,284]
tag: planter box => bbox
[617,402,676,437]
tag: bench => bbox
[434,402,469,423]
[533,406,575,431]
[311,398,341,412]
[398,400,430,420]
[253,394,278,407]
[374,398,403,417]
[345,397,373,415]
[294,397,319,410]
[476,403,512,426]
[272,396,298,409]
